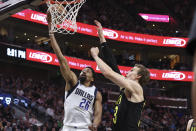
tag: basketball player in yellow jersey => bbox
[187,119,196,131]
[46,13,102,131]
[92,20,150,131]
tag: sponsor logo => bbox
[103,29,118,39]
[31,13,47,23]
[29,52,52,63]
[162,72,185,80]
[163,38,186,47]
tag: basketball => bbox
[47,4,66,25]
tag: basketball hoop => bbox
[45,0,86,34]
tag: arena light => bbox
[11,9,188,48]
[139,13,170,23]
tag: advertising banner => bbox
[26,49,194,82]
[11,9,188,48]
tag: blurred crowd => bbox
[0,105,61,131]
[0,74,64,130]
[36,0,194,37]
[77,0,194,37]
[163,0,195,31]
[140,104,189,131]
[0,72,190,131]
[114,0,195,37]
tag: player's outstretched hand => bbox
[94,20,106,43]
[94,20,104,35]
[94,20,102,29]
[90,47,99,58]
[88,124,97,131]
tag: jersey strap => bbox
[66,81,79,98]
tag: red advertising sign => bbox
[26,48,98,70]
[139,13,170,22]
[11,9,188,48]
[26,49,194,82]
[149,69,193,82]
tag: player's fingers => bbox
[94,20,101,27]
[88,125,93,131]
[94,20,98,26]
[94,20,98,24]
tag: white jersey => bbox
[63,81,97,129]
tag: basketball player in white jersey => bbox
[46,13,102,131]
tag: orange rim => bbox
[40,0,82,5]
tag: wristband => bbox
[49,32,54,35]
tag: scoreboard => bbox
[0,92,30,108]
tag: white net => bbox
[46,0,86,34]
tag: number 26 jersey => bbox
[63,81,97,128]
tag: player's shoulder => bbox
[188,119,194,124]
[187,119,194,127]
[128,80,143,92]
[187,119,194,131]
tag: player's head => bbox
[79,67,95,86]
[126,64,150,86]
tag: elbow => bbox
[58,57,66,64]
[58,58,64,63]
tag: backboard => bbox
[0,0,42,21]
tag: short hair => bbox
[134,64,150,86]
[86,67,95,78]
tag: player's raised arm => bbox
[91,47,142,95]
[94,20,106,44]
[94,20,121,75]
[47,12,77,88]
